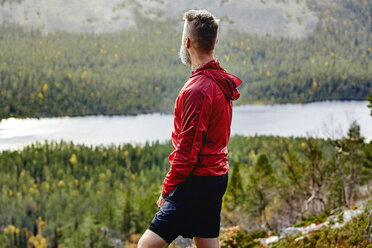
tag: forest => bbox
[0,0,371,120]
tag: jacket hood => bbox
[190,59,242,101]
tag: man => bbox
[138,9,242,248]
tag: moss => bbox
[337,212,344,224]
[293,209,331,227]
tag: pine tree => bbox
[248,153,274,230]
[226,161,244,208]
[333,121,366,208]
[121,190,132,237]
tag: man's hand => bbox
[156,194,165,209]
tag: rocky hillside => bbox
[0,0,318,37]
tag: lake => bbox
[0,100,371,152]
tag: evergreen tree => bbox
[247,153,274,230]
[332,121,366,208]
[225,161,244,210]
[303,138,327,214]
[122,190,132,237]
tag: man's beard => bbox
[179,42,191,67]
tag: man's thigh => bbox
[138,228,169,248]
[193,237,220,248]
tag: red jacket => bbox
[162,59,242,197]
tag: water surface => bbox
[0,100,371,152]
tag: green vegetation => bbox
[220,226,266,248]
[0,0,371,120]
[0,16,184,119]
[224,122,371,231]
[368,94,372,116]
[292,209,331,228]
[229,0,372,105]
[270,200,372,248]
[0,140,172,247]
[0,118,371,246]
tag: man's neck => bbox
[191,54,214,71]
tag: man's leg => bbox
[193,237,220,248]
[137,229,169,248]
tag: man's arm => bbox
[161,82,212,198]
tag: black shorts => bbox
[148,172,228,244]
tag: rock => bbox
[260,236,279,245]
[303,223,325,233]
[295,236,305,242]
[343,209,362,222]
[279,227,302,237]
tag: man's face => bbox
[179,21,192,66]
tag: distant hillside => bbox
[0,0,371,119]
[0,0,318,38]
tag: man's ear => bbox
[186,37,191,48]
[216,38,219,45]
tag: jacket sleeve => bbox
[161,82,212,198]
